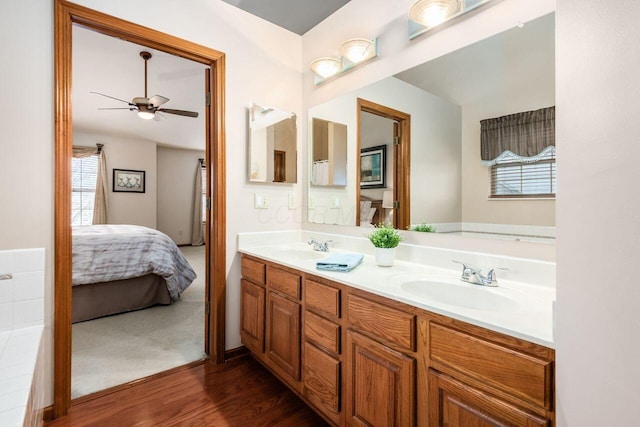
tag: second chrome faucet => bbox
[308,238,332,252]
[453,260,505,287]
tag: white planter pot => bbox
[374,247,396,267]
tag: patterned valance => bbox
[480,106,555,161]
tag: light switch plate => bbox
[330,197,340,209]
[254,193,269,209]
[288,193,296,210]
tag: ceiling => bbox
[221,0,351,35]
[72,25,206,151]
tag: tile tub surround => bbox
[0,248,46,426]
[238,231,556,348]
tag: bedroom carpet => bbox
[71,245,206,399]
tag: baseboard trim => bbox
[225,345,248,361]
[43,405,54,423]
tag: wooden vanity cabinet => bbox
[345,290,418,427]
[302,277,344,425]
[240,255,555,427]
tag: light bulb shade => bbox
[409,0,461,28]
[309,57,342,79]
[340,38,376,64]
[137,110,155,120]
[382,190,394,209]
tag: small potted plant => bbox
[408,222,436,233]
[367,223,402,267]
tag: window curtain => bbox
[72,144,108,224]
[480,106,555,165]
[191,160,205,246]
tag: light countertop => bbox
[239,241,555,349]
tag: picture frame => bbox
[113,169,146,193]
[360,145,386,188]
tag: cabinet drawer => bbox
[303,342,341,417]
[267,266,301,300]
[305,279,341,319]
[347,294,416,352]
[241,257,265,286]
[304,310,340,355]
[429,322,553,410]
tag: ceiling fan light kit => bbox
[92,51,199,120]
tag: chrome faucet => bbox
[452,260,504,287]
[308,238,332,252]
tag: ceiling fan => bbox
[91,51,199,121]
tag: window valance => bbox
[480,106,555,163]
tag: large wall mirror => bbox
[249,103,297,183]
[307,12,555,242]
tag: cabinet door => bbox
[266,291,301,381]
[303,342,341,423]
[428,369,550,427]
[240,279,264,354]
[345,330,415,427]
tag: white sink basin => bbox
[270,249,327,261]
[400,280,520,312]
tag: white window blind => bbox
[491,150,556,198]
[71,155,99,225]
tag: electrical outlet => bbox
[308,197,315,210]
[288,193,296,210]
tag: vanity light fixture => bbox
[310,38,378,85]
[409,0,461,28]
[408,0,496,40]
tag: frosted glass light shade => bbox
[409,0,461,27]
[309,57,342,79]
[340,38,376,64]
[137,110,155,120]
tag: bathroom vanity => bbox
[239,235,555,427]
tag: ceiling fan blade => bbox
[148,95,169,107]
[98,107,137,110]
[158,108,199,118]
[90,91,134,106]
[153,111,167,121]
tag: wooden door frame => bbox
[54,0,226,418]
[356,98,410,229]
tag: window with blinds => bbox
[72,155,99,225]
[490,152,556,198]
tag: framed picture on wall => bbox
[360,145,386,189]
[113,169,146,193]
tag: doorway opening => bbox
[54,0,226,418]
[356,98,411,229]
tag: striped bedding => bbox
[72,224,196,301]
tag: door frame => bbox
[356,98,410,229]
[54,0,226,418]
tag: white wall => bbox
[157,147,205,245]
[556,0,640,424]
[74,131,158,228]
[1,0,303,407]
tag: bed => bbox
[72,224,197,323]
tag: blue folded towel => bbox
[316,253,364,272]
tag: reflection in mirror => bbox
[311,118,347,186]
[249,103,297,183]
[307,13,556,242]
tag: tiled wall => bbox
[0,249,45,332]
[0,248,45,426]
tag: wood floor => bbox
[47,356,329,427]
